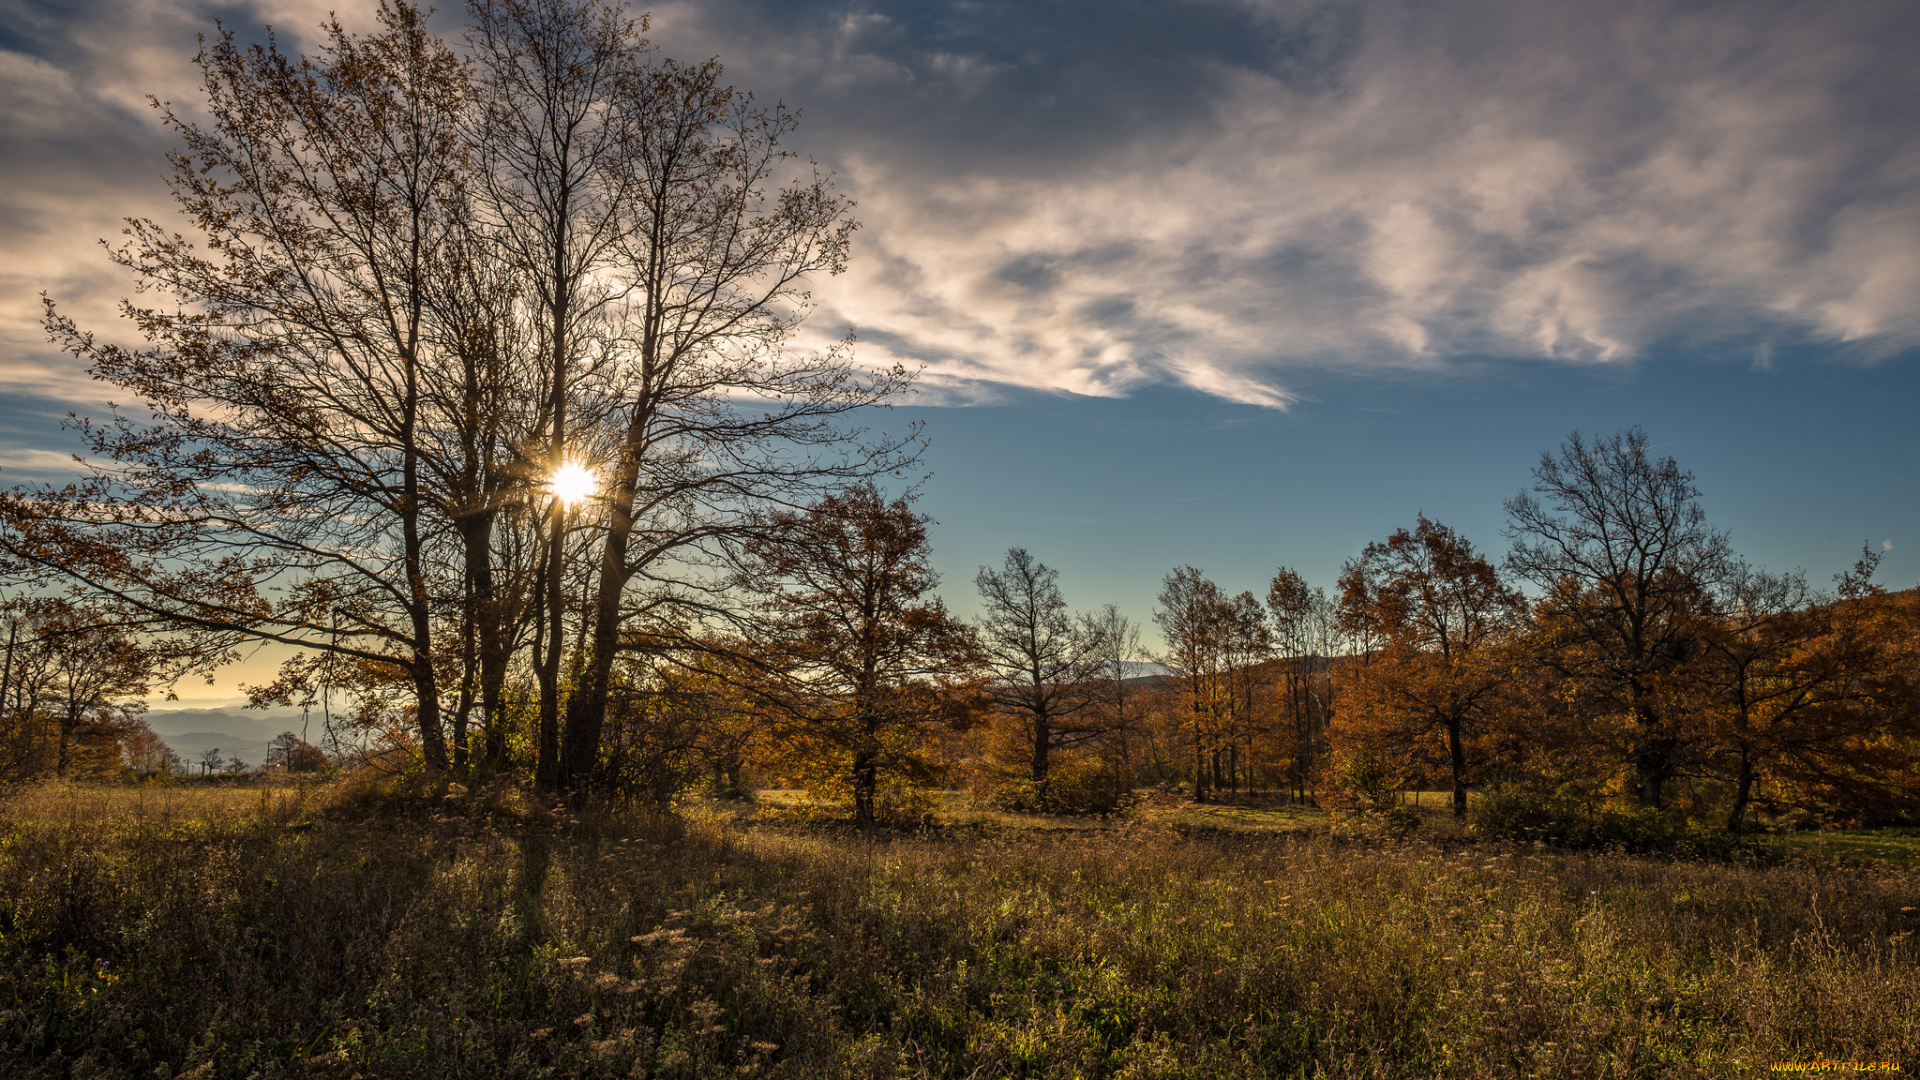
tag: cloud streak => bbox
[5,0,1917,409]
[656,0,1920,404]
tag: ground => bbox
[0,781,1913,1078]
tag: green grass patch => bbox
[1762,827,1920,868]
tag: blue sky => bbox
[1,0,1916,699]
[904,353,1917,631]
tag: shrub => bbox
[762,774,939,827]
[1326,749,1421,837]
[983,761,1137,816]
[1471,787,1693,852]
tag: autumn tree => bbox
[1699,550,1920,829]
[1268,567,1337,803]
[1505,428,1729,809]
[974,548,1105,794]
[1155,567,1230,801]
[467,0,644,786]
[1337,515,1525,820]
[0,597,195,779]
[1082,603,1145,769]
[589,641,767,805]
[4,0,912,795]
[13,4,483,771]
[466,0,916,792]
[1217,590,1270,794]
[419,194,545,773]
[122,726,182,779]
[736,484,979,825]
[266,732,329,773]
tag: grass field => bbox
[1,781,1915,1078]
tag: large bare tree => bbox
[5,0,913,788]
[975,548,1104,794]
[1505,427,1730,809]
[466,0,643,785]
[467,0,916,792]
[13,4,478,769]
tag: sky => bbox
[2,0,1917,703]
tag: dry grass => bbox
[0,782,1914,1078]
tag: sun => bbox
[548,460,597,507]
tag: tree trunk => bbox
[56,705,75,777]
[852,746,879,827]
[451,595,477,770]
[1629,689,1669,809]
[410,653,449,773]
[534,237,573,790]
[1031,709,1051,792]
[473,521,510,771]
[534,514,565,790]
[1192,733,1206,802]
[450,508,499,771]
[0,621,15,728]
[1446,715,1468,821]
[561,409,648,792]
[1726,750,1756,833]
[400,371,448,774]
[1633,738,1672,810]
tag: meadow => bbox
[0,782,1914,1078]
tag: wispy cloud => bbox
[6,0,1917,411]
[660,0,1920,405]
[0,446,89,477]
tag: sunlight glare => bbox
[548,460,597,507]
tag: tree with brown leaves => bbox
[17,3,480,771]
[736,484,979,825]
[1337,515,1526,820]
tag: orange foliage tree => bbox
[1698,550,1920,828]
[1337,516,1526,820]
[736,483,980,825]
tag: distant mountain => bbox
[143,707,313,765]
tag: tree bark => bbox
[852,745,879,827]
[1031,710,1052,792]
[560,409,646,791]
[1446,715,1468,821]
[1726,750,1756,833]
[534,520,565,789]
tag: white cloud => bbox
[658,0,1920,405]
[7,0,1918,409]
[0,447,89,476]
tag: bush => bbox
[869,777,939,826]
[1471,788,1693,852]
[983,761,1137,816]
[1327,749,1421,837]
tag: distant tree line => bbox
[898,428,1917,833]
[1,1,1914,831]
